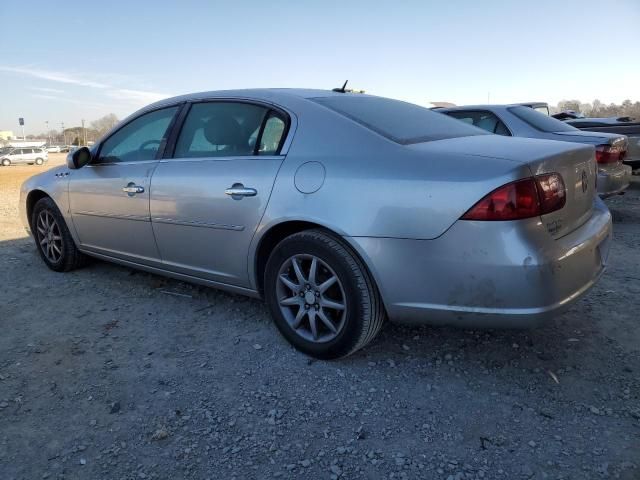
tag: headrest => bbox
[203,116,245,147]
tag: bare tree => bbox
[557,99,582,113]
[555,99,640,119]
[90,114,119,137]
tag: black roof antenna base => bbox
[332,80,349,93]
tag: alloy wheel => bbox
[36,210,63,263]
[276,254,347,343]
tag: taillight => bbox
[595,144,625,164]
[461,174,566,221]
[535,173,566,214]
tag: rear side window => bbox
[258,113,286,155]
[446,110,511,136]
[312,95,487,144]
[174,102,287,158]
[509,106,577,133]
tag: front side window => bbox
[174,102,286,159]
[446,110,511,136]
[98,107,178,163]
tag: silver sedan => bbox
[437,104,632,197]
[20,89,612,358]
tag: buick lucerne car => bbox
[20,89,612,358]
[437,105,632,197]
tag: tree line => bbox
[17,113,120,145]
[553,99,640,118]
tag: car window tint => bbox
[508,106,577,133]
[258,113,286,155]
[494,121,511,136]
[312,95,487,144]
[447,111,510,136]
[175,102,269,158]
[99,107,178,163]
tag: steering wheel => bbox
[139,140,161,151]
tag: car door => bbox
[20,148,30,163]
[150,100,289,287]
[68,106,179,264]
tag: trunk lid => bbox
[551,130,626,147]
[412,135,597,239]
[527,142,597,239]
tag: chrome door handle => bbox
[225,184,257,197]
[122,183,145,195]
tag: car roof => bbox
[513,102,548,108]
[146,88,363,110]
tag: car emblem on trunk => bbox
[581,171,588,193]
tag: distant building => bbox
[8,139,47,148]
[0,130,15,141]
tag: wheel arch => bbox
[252,219,385,309]
[26,189,53,229]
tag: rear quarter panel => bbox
[257,105,531,242]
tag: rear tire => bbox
[32,197,88,272]
[1,158,10,166]
[35,158,44,165]
[264,229,386,359]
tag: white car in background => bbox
[0,147,49,166]
[46,145,62,153]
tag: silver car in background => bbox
[437,105,632,197]
[20,89,612,358]
[1,147,48,166]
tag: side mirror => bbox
[67,147,92,169]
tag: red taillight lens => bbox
[535,173,566,214]
[461,174,566,221]
[595,144,625,164]
[461,178,540,221]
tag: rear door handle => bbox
[225,184,257,198]
[123,183,145,196]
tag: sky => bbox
[1,0,639,135]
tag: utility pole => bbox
[82,119,87,146]
[61,122,66,146]
[45,121,50,145]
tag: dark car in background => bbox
[554,114,640,171]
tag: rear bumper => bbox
[346,199,612,328]
[598,164,632,197]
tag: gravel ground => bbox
[1,158,639,480]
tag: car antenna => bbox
[332,80,348,93]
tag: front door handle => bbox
[123,182,145,196]
[225,183,257,198]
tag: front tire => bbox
[32,197,87,272]
[1,158,10,166]
[35,158,44,165]
[264,229,386,359]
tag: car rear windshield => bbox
[312,95,488,144]
[508,106,577,133]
